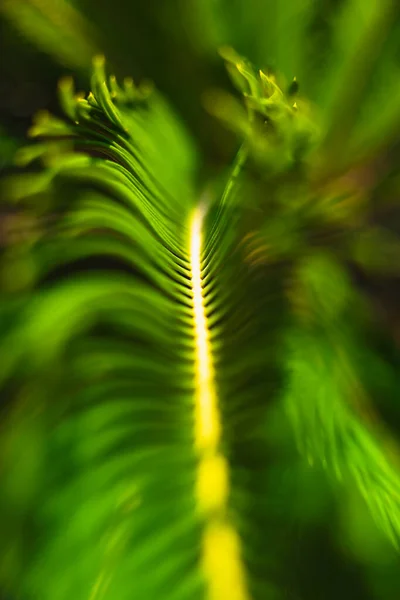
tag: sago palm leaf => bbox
[0,55,291,600]
[1,18,400,600]
[210,45,400,556]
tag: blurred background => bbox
[1,1,400,599]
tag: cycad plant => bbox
[1,1,400,600]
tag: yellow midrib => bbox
[189,205,251,600]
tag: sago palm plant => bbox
[1,1,400,599]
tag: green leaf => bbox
[0,59,290,600]
[284,254,400,551]
[1,22,400,598]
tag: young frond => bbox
[0,57,291,600]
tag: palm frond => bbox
[1,10,400,595]
[0,54,293,600]
[213,50,400,555]
[0,58,203,600]
[283,251,400,550]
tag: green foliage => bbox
[1,2,400,600]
